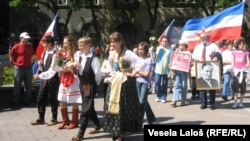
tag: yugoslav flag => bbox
[181,2,245,51]
[36,12,58,60]
[158,19,175,44]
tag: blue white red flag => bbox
[36,12,58,60]
[158,19,175,44]
[181,2,245,51]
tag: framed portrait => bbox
[195,61,221,90]
[169,51,191,72]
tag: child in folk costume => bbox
[35,35,82,129]
[72,36,102,141]
[102,31,144,141]
[31,35,60,126]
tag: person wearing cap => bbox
[192,28,220,110]
[170,40,191,107]
[31,35,60,126]
[9,32,35,109]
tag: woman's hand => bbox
[33,74,40,79]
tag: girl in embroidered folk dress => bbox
[35,35,82,129]
[101,44,114,102]
[102,31,144,141]
[231,37,249,109]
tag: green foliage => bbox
[9,0,21,7]
[9,0,38,7]
[2,66,14,85]
[2,65,38,85]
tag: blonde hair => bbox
[78,36,92,45]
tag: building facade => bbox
[8,0,250,51]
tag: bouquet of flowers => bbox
[149,36,157,52]
[55,49,67,67]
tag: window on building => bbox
[94,0,100,5]
[57,0,67,6]
[178,0,185,3]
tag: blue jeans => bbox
[155,73,168,100]
[12,65,33,105]
[136,81,156,124]
[222,72,230,97]
[173,71,188,102]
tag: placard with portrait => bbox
[169,51,191,72]
[195,61,221,90]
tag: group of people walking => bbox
[10,31,151,141]
[145,27,249,111]
[9,28,249,141]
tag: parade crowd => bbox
[8,29,249,141]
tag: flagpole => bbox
[157,19,175,45]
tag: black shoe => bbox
[72,132,83,141]
[112,135,118,141]
[200,105,207,109]
[210,105,215,110]
[222,96,228,101]
[195,95,200,99]
[11,104,20,110]
[23,102,32,107]
[191,96,195,100]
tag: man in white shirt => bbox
[192,28,220,110]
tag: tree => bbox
[144,0,159,35]
[70,0,101,44]
[9,0,72,41]
[162,0,241,16]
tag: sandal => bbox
[89,127,103,134]
[31,119,45,125]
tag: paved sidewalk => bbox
[0,90,250,141]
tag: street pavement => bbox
[0,90,250,141]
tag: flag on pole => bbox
[36,12,59,60]
[158,19,175,44]
[181,2,245,51]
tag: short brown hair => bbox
[42,35,54,45]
